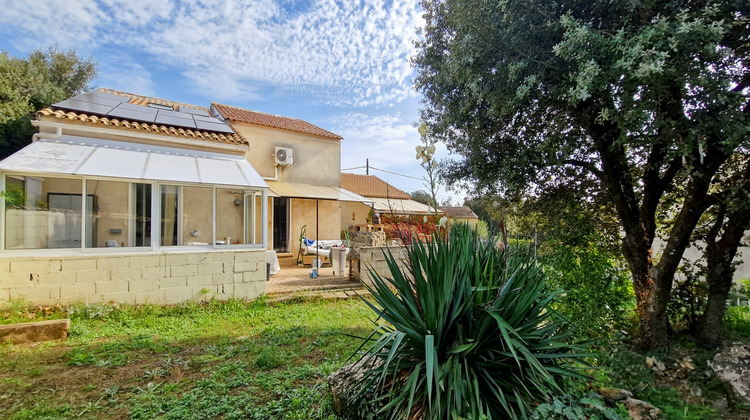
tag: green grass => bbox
[0,298,372,419]
[726,306,750,338]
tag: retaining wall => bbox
[0,249,267,305]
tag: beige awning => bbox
[265,180,372,203]
[369,197,439,215]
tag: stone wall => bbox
[348,231,408,287]
[0,249,267,305]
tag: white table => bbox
[266,250,280,275]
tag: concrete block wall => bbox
[350,245,408,288]
[0,249,267,305]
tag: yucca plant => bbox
[353,223,588,419]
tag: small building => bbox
[439,206,480,229]
[340,173,437,229]
[0,89,270,305]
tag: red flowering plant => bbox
[382,213,445,245]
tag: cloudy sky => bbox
[0,0,461,204]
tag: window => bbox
[85,180,151,248]
[4,176,84,249]
[215,188,263,245]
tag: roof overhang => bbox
[265,180,372,203]
[369,197,439,215]
[0,135,268,189]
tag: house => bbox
[340,173,437,229]
[211,104,370,259]
[439,206,480,229]
[0,89,270,305]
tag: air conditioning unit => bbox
[274,147,294,166]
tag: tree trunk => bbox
[697,160,750,348]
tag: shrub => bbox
[354,224,587,419]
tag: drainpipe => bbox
[32,126,62,142]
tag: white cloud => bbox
[0,0,423,108]
[96,54,157,97]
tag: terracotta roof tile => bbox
[212,103,342,140]
[439,206,479,219]
[36,108,248,146]
[340,173,411,199]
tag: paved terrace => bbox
[265,255,364,296]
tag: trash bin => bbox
[331,247,347,276]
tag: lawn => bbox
[0,297,372,420]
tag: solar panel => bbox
[178,106,210,117]
[194,120,234,133]
[155,109,192,119]
[154,114,197,128]
[54,99,116,115]
[192,114,223,123]
[106,107,158,123]
[76,92,123,107]
[114,102,159,114]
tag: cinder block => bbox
[198,262,225,275]
[129,279,158,292]
[134,290,165,304]
[212,273,234,285]
[212,252,235,263]
[170,264,198,277]
[161,287,194,304]
[10,286,53,303]
[1,272,36,288]
[61,258,97,271]
[95,280,129,294]
[160,276,187,289]
[187,274,213,288]
[235,261,259,273]
[141,266,166,280]
[164,253,188,266]
[49,259,62,272]
[128,255,160,268]
[187,253,211,265]
[38,271,74,285]
[233,273,244,283]
[97,257,130,270]
[77,270,111,283]
[0,288,9,301]
[60,282,96,299]
[0,260,9,274]
[234,252,254,262]
[9,260,45,274]
[110,268,141,282]
[243,271,263,283]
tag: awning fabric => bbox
[369,197,438,215]
[265,180,371,203]
[0,136,268,189]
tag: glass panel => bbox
[4,176,84,249]
[182,186,212,245]
[160,185,179,246]
[84,180,151,248]
[215,188,243,245]
[134,184,151,247]
[244,192,263,245]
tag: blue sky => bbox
[0,0,461,204]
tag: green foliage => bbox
[355,224,587,419]
[667,267,708,332]
[725,306,750,338]
[0,47,97,158]
[530,391,628,419]
[541,241,635,340]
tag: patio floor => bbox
[265,254,364,295]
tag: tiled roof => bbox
[212,103,342,140]
[340,173,412,199]
[439,206,479,219]
[97,88,209,113]
[36,109,248,146]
